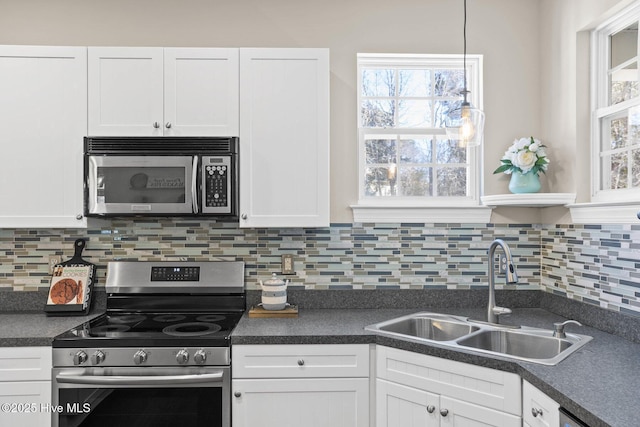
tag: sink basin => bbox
[376,314,480,341]
[457,329,576,363]
[365,312,593,366]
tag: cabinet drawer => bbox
[376,345,521,416]
[523,380,560,427]
[232,344,369,379]
[0,347,52,382]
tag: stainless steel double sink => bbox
[365,312,592,365]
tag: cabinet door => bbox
[88,47,164,136]
[0,46,87,228]
[0,381,52,427]
[239,48,330,227]
[377,379,439,427]
[232,378,368,427]
[377,345,521,416]
[164,48,239,136]
[522,380,559,427]
[0,347,52,427]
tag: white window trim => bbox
[570,1,640,223]
[352,53,489,223]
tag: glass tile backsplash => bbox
[1,220,639,315]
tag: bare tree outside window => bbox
[360,63,469,198]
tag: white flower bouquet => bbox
[493,136,550,175]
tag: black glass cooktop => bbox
[53,311,243,348]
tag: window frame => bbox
[353,53,488,222]
[590,3,640,203]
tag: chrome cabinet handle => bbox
[297,359,305,366]
[531,407,543,417]
[241,214,247,220]
[165,122,172,129]
[426,405,435,414]
[153,122,160,129]
[440,408,449,417]
[76,214,83,220]
[234,391,242,398]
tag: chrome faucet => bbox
[487,239,518,324]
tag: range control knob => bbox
[73,350,88,365]
[133,350,147,365]
[91,350,105,365]
[194,349,207,365]
[176,349,190,365]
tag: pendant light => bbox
[445,0,484,148]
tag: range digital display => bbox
[150,266,200,282]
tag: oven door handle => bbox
[56,371,224,386]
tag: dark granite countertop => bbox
[1,289,636,426]
[0,311,104,346]
[0,289,106,346]
[231,307,638,427]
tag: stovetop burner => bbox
[163,322,222,337]
[53,311,243,348]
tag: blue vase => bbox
[508,171,541,194]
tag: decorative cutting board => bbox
[248,304,298,318]
[44,239,96,316]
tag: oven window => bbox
[98,166,187,204]
[58,387,221,427]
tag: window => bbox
[592,5,640,202]
[353,54,488,222]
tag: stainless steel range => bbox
[52,261,245,427]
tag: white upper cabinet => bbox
[88,47,239,136]
[239,48,330,228]
[0,45,87,228]
[88,47,164,136]
[164,48,239,136]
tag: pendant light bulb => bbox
[458,104,484,147]
[444,0,484,148]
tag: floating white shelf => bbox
[481,193,576,208]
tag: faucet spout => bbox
[487,239,518,324]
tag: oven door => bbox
[52,366,229,427]
[86,155,195,215]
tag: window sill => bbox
[481,193,576,208]
[568,201,640,223]
[350,204,492,223]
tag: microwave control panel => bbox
[201,156,231,214]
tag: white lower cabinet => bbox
[0,347,52,427]
[232,344,369,427]
[376,346,521,427]
[523,380,559,427]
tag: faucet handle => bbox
[492,306,512,317]
[553,320,582,338]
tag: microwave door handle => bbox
[191,156,199,214]
[56,371,224,386]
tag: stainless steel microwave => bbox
[84,136,238,218]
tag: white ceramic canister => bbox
[259,273,289,310]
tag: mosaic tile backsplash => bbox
[1,220,639,316]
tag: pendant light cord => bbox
[463,0,468,104]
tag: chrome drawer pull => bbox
[532,407,544,417]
